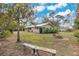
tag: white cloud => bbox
[33,3,67,12]
[39,3,46,5]
[33,6,45,12]
[56,9,71,16]
[47,3,67,10]
[47,5,57,10]
[58,3,67,7]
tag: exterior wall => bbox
[31,27,40,33]
[26,27,40,33]
[25,23,49,33]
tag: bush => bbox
[0,30,11,38]
[45,28,49,33]
[42,28,50,33]
[75,19,79,29]
[52,27,59,33]
[42,27,59,33]
[74,31,79,38]
[74,31,79,42]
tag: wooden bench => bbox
[22,43,56,56]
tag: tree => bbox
[75,4,79,29]
[0,4,16,38]
[13,4,34,42]
[42,12,65,38]
[43,12,62,29]
[75,19,79,29]
[0,3,35,41]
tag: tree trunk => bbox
[17,18,20,42]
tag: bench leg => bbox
[32,49,40,56]
[52,54,56,56]
[36,50,40,56]
[23,46,26,55]
[32,49,36,56]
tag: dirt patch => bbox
[0,32,32,56]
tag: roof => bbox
[25,23,49,28]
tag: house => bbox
[25,22,74,33]
[25,23,49,33]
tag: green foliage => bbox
[42,27,49,33]
[74,31,79,38]
[75,19,79,29]
[7,21,17,31]
[42,27,59,33]
[0,30,11,38]
[74,31,79,42]
[0,4,34,40]
[52,27,59,33]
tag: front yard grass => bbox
[20,31,78,56]
[20,32,54,47]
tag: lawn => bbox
[20,32,54,47]
[20,31,78,56]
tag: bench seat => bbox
[22,43,56,56]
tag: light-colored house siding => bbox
[25,23,49,33]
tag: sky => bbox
[32,3,77,23]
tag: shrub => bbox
[74,31,79,42]
[52,27,59,33]
[74,31,79,38]
[42,27,59,33]
[45,28,49,33]
[42,28,50,33]
[75,19,79,29]
[42,28,46,33]
[0,30,11,38]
